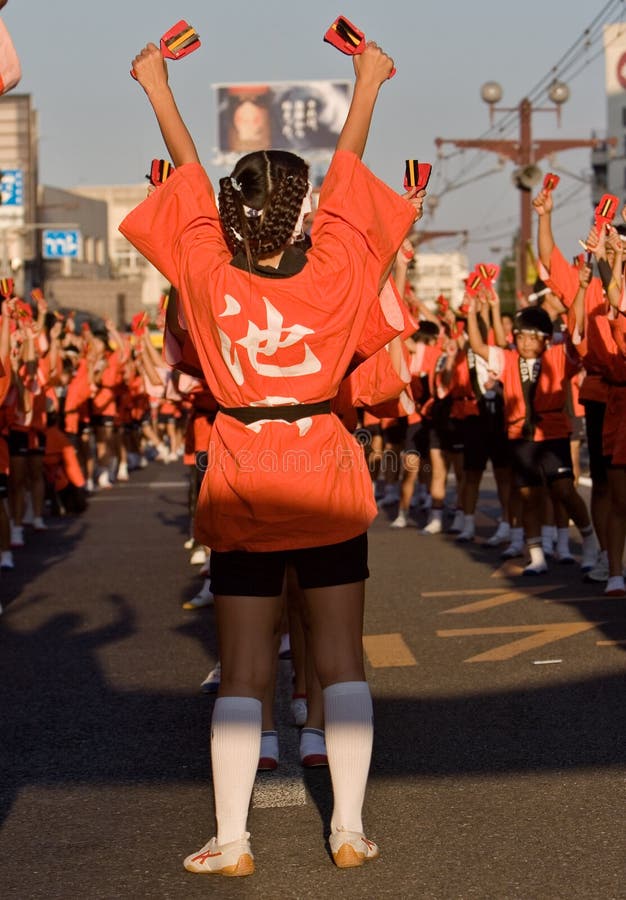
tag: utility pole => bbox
[435,82,609,301]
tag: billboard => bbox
[213,80,352,163]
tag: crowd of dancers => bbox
[2,30,625,878]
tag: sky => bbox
[1,0,620,267]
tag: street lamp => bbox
[436,80,603,301]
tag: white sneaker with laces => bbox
[183,833,254,876]
[604,575,626,596]
[97,471,112,489]
[523,560,548,576]
[329,829,380,868]
[117,461,129,482]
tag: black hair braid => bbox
[217,176,248,256]
[218,150,309,261]
[255,171,309,258]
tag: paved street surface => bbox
[1,464,624,900]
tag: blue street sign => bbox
[42,230,81,259]
[0,169,24,206]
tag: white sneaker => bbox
[258,730,279,770]
[182,580,214,609]
[500,542,524,559]
[183,537,195,550]
[585,550,609,583]
[22,493,34,526]
[456,516,475,543]
[485,521,511,547]
[200,662,221,693]
[290,695,308,727]
[580,533,599,573]
[86,477,95,493]
[448,509,465,534]
[10,525,24,548]
[199,557,211,576]
[0,550,14,570]
[604,575,626,597]
[420,513,443,535]
[97,471,112,489]
[329,829,380,868]
[33,516,47,532]
[138,456,148,469]
[183,833,254,876]
[299,727,328,767]
[390,510,408,529]
[190,546,207,566]
[117,461,129,482]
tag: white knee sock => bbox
[323,681,373,835]
[210,696,261,845]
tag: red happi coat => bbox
[120,151,415,551]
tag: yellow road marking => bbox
[363,633,417,668]
[437,621,604,662]
[441,586,562,615]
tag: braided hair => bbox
[218,150,310,263]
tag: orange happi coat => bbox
[120,151,415,551]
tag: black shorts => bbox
[509,437,574,488]
[403,420,430,458]
[7,429,45,456]
[430,414,464,454]
[209,532,369,597]
[158,413,178,426]
[462,414,509,472]
[583,400,608,484]
[91,415,115,429]
[0,472,8,500]
[382,419,407,446]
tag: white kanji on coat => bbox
[218,296,321,382]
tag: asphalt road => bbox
[1,464,624,900]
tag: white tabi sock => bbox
[210,696,261,845]
[324,681,373,835]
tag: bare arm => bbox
[131,44,200,167]
[533,188,555,271]
[467,297,489,361]
[335,42,394,159]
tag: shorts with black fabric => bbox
[0,472,8,500]
[209,532,369,597]
[462,413,509,472]
[382,419,407,446]
[7,429,45,457]
[582,400,607,484]
[509,437,574,488]
[402,420,430,461]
